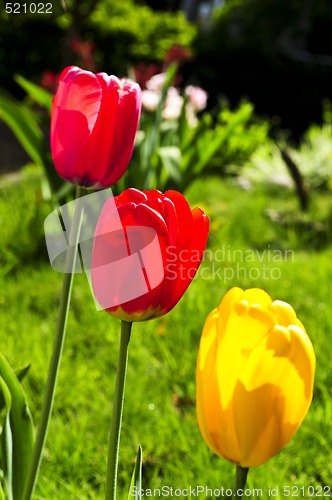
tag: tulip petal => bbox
[116,188,147,205]
[134,204,169,241]
[234,323,315,466]
[242,288,272,308]
[99,79,142,186]
[157,207,209,315]
[216,299,276,410]
[162,197,178,246]
[51,67,103,183]
[164,190,194,248]
[269,300,297,326]
[232,380,285,467]
[196,309,223,457]
[288,325,316,402]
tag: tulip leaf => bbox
[14,75,53,112]
[156,146,182,184]
[15,363,31,383]
[0,87,45,167]
[127,445,142,500]
[192,103,253,174]
[0,483,6,500]
[0,351,35,500]
[0,364,31,413]
[0,377,14,500]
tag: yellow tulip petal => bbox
[288,325,316,402]
[266,325,291,356]
[269,300,297,326]
[247,304,277,333]
[242,288,272,308]
[218,287,244,314]
[216,300,275,408]
[237,324,314,464]
[196,309,223,457]
[197,309,219,386]
[232,380,294,467]
[196,375,223,458]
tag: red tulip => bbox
[91,188,209,321]
[50,66,142,188]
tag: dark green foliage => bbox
[194,0,332,138]
[90,0,195,74]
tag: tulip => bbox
[50,66,142,188]
[196,287,315,468]
[91,188,209,321]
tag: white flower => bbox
[142,90,161,112]
[162,87,184,120]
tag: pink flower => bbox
[146,73,167,93]
[51,66,142,189]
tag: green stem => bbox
[23,186,85,500]
[105,320,132,500]
[233,465,249,499]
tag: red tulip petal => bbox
[162,197,179,246]
[164,190,193,248]
[145,197,165,218]
[98,78,142,186]
[157,207,209,315]
[116,188,147,206]
[134,203,169,241]
[51,67,103,183]
[80,74,120,185]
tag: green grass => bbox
[1,173,332,499]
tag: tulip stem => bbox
[105,320,132,500]
[233,465,249,499]
[23,186,85,500]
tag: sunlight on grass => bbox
[1,175,332,498]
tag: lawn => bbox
[1,171,332,499]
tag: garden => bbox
[1,0,332,499]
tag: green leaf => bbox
[0,483,6,500]
[127,445,142,500]
[0,364,31,413]
[156,146,182,186]
[15,364,31,383]
[0,377,13,500]
[0,88,45,167]
[14,75,53,112]
[0,352,35,500]
[191,104,253,174]
[143,63,178,167]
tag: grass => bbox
[1,171,332,498]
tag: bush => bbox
[90,0,196,74]
[0,166,51,275]
[193,0,332,139]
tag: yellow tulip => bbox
[196,287,316,468]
